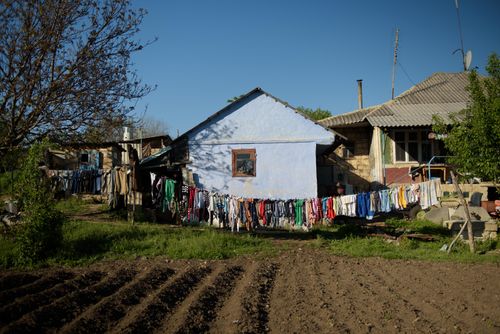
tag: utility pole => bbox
[391,28,399,100]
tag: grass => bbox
[54,195,112,216]
[54,196,89,214]
[0,220,276,269]
[384,218,450,236]
[311,219,500,263]
[2,197,498,269]
[326,236,499,263]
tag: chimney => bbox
[123,126,132,141]
[357,79,363,109]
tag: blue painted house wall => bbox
[187,89,336,199]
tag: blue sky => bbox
[131,0,500,136]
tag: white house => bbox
[142,87,341,199]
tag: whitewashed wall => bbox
[187,91,335,199]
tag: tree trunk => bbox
[450,171,476,253]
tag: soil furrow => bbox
[339,258,441,333]
[0,248,499,333]
[376,259,500,332]
[0,271,104,327]
[173,265,244,334]
[0,273,40,292]
[208,260,260,334]
[161,264,225,334]
[352,260,440,333]
[269,250,342,333]
[310,257,355,333]
[394,260,500,325]
[61,266,175,334]
[372,260,474,332]
[237,262,278,334]
[3,268,136,333]
[319,256,386,333]
[0,271,74,305]
[121,265,212,334]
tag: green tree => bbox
[296,106,332,121]
[227,95,245,103]
[0,0,153,160]
[433,53,500,188]
[15,139,65,264]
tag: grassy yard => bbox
[311,219,500,263]
[1,197,498,269]
[0,220,276,268]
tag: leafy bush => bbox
[0,171,19,196]
[15,140,65,264]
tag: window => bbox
[342,143,355,159]
[232,149,256,177]
[393,130,435,163]
[407,131,418,161]
[80,153,89,163]
[394,131,406,162]
[421,130,433,162]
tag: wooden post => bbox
[450,171,475,253]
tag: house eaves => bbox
[318,105,380,128]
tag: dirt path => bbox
[1,249,500,334]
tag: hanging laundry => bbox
[295,199,304,226]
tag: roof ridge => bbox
[393,72,468,103]
[171,87,346,143]
[319,104,381,123]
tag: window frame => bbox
[342,142,355,159]
[232,149,256,177]
[392,129,435,163]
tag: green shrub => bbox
[15,139,65,264]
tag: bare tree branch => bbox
[0,0,153,157]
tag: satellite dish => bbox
[464,50,472,71]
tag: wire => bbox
[397,60,416,86]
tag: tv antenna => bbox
[454,0,472,71]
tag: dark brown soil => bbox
[1,249,499,334]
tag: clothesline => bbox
[151,173,442,231]
[49,167,132,209]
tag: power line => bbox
[397,60,416,86]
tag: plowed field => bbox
[1,249,499,333]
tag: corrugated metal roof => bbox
[139,146,171,166]
[322,72,471,128]
[368,102,467,127]
[365,72,470,127]
[318,106,379,127]
[394,72,470,104]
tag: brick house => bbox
[318,72,470,191]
